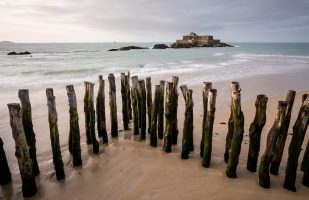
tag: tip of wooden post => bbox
[99,75,103,80]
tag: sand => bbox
[1,70,309,199]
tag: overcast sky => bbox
[1,0,309,42]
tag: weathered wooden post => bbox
[302,140,309,172]
[18,89,40,176]
[171,76,179,145]
[139,80,147,140]
[224,82,240,162]
[163,82,174,152]
[146,77,152,134]
[108,74,118,137]
[283,96,309,191]
[258,101,287,188]
[303,138,309,187]
[0,137,11,185]
[46,88,65,180]
[88,83,100,154]
[225,86,244,178]
[202,89,217,167]
[131,76,140,135]
[127,71,132,120]
[67,91,82,166]
[270,90,296,175]
[180,85,194,159]
[66,85,75,154]
[84,82,92,144]
[121,73,129,130]
[200,82,212,158]
[96,76,108,144]
[247,94,268,172]
[158,80,165,139]
[150,85,160,147]
[8,103,37,197]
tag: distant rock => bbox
[153,44,169,49]
[7,51,31,55]
[108,46,148,51]
[0,41,14,44]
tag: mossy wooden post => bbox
[283,96,309,191]
[202,89,217,167]
[131,76,140,135]
[163,82,173,152]
[108,74,118,137]
[84,82,92,144]
[270,90,296,175]
[225,87,244,178]
[150,85,160,147]
[96,76,108,144]
[258,101,287,188]
[146,77,152,134]
[171,76,179,145]
[67,92,82,166]
[158,80,165,139]
[127,71,132,120]
[8,103,37,197]
[224,82,240,162]
[303,138,309,187]
[247,94,268,172]
[0,137,11,185]
[200,82,212,158]
[18,89,40,176]
[46,88,65,180]
[121,73,129,130]
[180,85,194,159]
[66,85,75,154]
[302,139,309,172]
[87,83,99,154]
[139,80,147,140]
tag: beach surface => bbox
[1,69,309,199]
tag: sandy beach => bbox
[0,68,309,199]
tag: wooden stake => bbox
[247,94,268,172]
[202,89,217,167]
[224,82,240,162]
[108,74,118,137]
[121,73,129,130]
[163,82,174,152]
[46,88,65,180]
[87,83,99,154]
[18,89,40,176]
[127,71,132,120]
[158,80,165,139]
[139,80,147,139]
[283,96,309,191]
[171,76,179,145]
[270,90,296,175]
[200,82,212,158]
[258,101,287,188]
[96,76,108,144]
[66,85,75,154]
[8,103,37,197]
[150,85,160,147]
[84,82,92,144]
[303,138,309,187]
[146,77,152,134]
[131,76,140,135]
[0,137,11,185]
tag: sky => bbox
[1,0,309,43]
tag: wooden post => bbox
[258,101,287,188]
[202,89,217,167]
[8,103,37,197]
[225,86,244,178]
[18,89,40,176]
[270,90,296,175]
[127,71,132,120]
[96,76,108,144]
[171,76,179,145]
[283,96,309,191]
[158,80,165,139]
[146,77,152,134]
[150,85,160,147]
[131,76,140,135]
[247,94,268,172]
[302,139,309,172]
[67,92,82,166]
[108,74,118,137]
[121,73,129,130]
[180,85,194,159]
[46,88,65,180]
[87,83,99,154]
[200,82,212,158]
[84,82,92,144]
[163,82,173,153]
[224,82,240,162]
[139,80,147,140]
[303,138,309,187]
[0,137,11,185]
[66,85,75,154]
